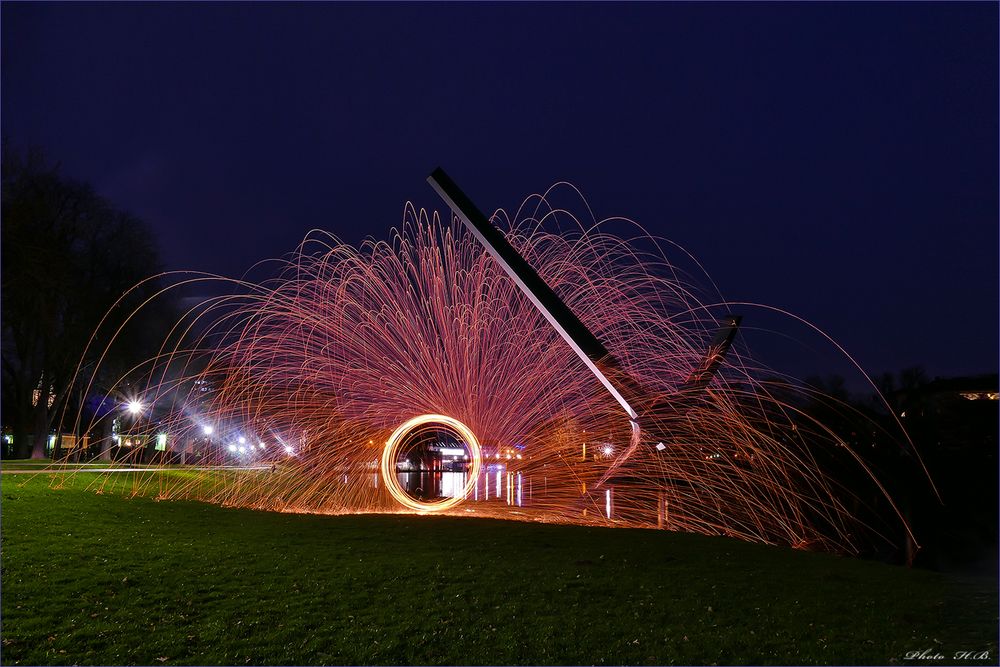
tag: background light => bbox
[126,400,144,415]
[202,425,214,436]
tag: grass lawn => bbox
[0,460,120,471]
[1,472,996,666]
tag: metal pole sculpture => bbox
[427,167,742,464]
[427,167,641,423]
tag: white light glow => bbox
[202,425,214,436]
[441,472,466,499]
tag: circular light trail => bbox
[380,414,482,512]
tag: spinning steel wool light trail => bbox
[65,170,926,554]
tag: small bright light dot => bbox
[258,442,266,449]
[227,444,237,453]
[602,445,613,456]
[202,425,214,436]
[284,445,294,454]
[126,400,144,415]
[238,436,247,445]
[238,446,246,454]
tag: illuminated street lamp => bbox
[126,400,144,416]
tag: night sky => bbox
[3,3,997,385]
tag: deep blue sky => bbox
[3,3,997,384]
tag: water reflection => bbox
[396,471,467,501]
[394,467,532,506]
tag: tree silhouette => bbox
[1,145,176,458]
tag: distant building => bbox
[897,374,998,452]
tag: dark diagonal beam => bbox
[681,315,742,393]
[427,167,639,421]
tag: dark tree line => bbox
[802,366,997,570]
[2,145,177,459]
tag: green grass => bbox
[1,461,118,471]
[1,474,996,666]
[0,459,199,470]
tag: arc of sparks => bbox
[427,167,640,423]
[58,172,925,554]
[427,168,742,442]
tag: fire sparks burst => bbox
[71,184,923,554]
